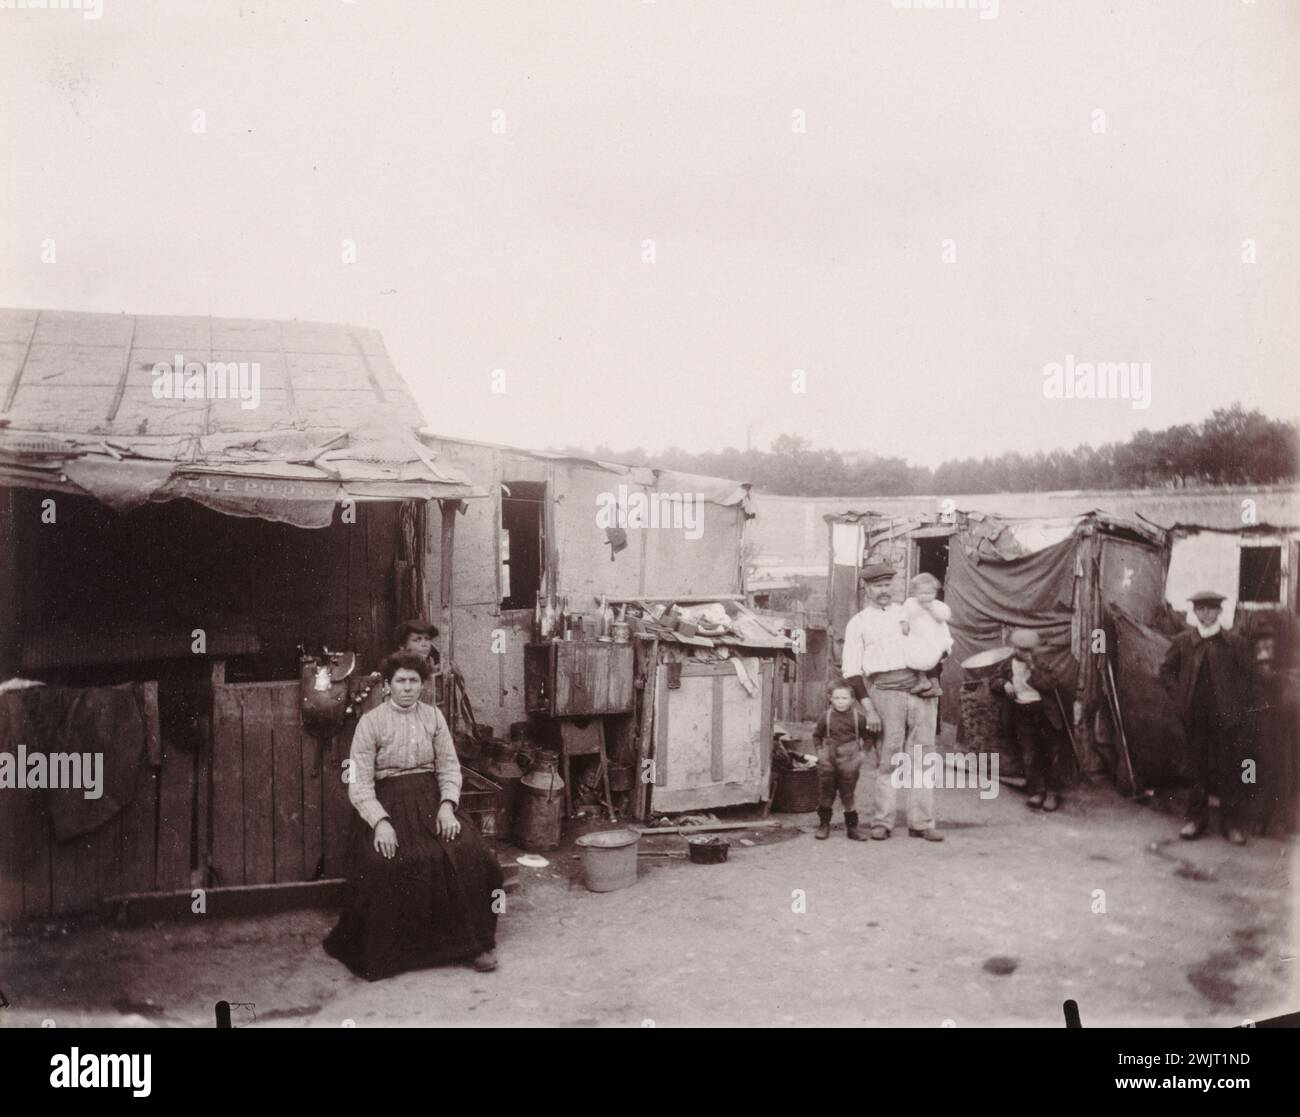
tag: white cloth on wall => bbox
[832,523,863,566]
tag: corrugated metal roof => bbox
[0,308,481,525]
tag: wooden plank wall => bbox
[0,690,37,920]
[2,500,408,921]
[3,643,373,923]
[321,722,356,879]
[209,682,340,887]
[0,681,163,923]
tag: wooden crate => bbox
[460,768,502,839]
[651,659,773,813]
[524,641,634,717]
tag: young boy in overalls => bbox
[812,679,875,840]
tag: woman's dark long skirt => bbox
[324,772,504,981]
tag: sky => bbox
[2,0,1298,469]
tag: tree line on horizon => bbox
[552,404,1298,497]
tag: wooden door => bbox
[209,681,345,887]
[651,660,772,813]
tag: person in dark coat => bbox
[1158,591,1251,844]
[990,629,1069,812]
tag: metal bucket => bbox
[960,646,1013,681]
[575,829,640,892]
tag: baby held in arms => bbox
[900,573,952,698]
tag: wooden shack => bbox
[0,308,480,922]
[417,436,755,735]
[1165,521,1300,628]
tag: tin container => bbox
[687,836,730,864]
[575,829,640,892]
[514,754,565,850]
[960,646,1014,681]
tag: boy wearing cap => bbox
[991,629,1067,811]
[393,619,441,706]
[1159,591,1250,844]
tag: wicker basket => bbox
[771,767,820,813]
[959,681,1023,780]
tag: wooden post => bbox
[737,505,746,596]
[1078,528,1099,773]
[439,500,457,729]
[632,634,659,820]
[544,462,559,600]
[0,487,20,678]
[415,499,430,621]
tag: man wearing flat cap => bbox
[841,563,944,842]
[1159,591,1251,844]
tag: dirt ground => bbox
[2,771,1295,1028]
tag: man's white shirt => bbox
[842,602,909,679]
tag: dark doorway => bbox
[916,536,950,595]
[501,481,545,610]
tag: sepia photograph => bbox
[1,0,1297,1059]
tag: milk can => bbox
[514,752,565,850]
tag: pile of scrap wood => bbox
[621,598,795,822]
[598,595,794,653]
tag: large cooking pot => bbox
[960,646,1014,681]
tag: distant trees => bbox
[551,404,1298,497]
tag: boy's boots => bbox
[844,811,867,841]
[815,806,832,840]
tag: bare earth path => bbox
[2,782,1294,1028]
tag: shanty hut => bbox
[0,308,481,922]
[413,437,790,817]
[415,435,755,734]
[825,507,1170,780]
[1165,521,1300,627]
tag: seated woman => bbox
[324,652,503,980]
